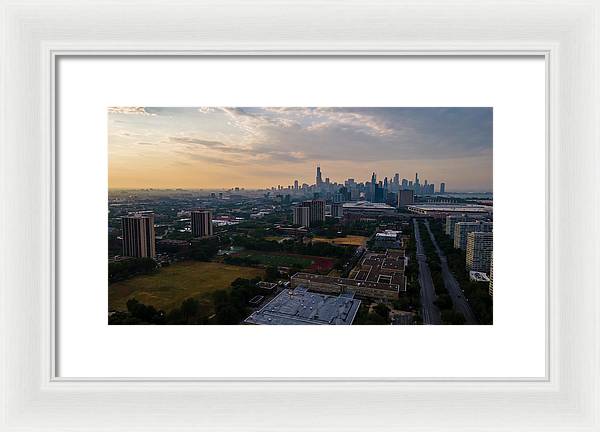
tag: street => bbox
[413,219,441,325]
[424,220,478,325]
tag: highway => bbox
[424,220,478,325]
[413,220,441,325]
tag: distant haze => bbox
[108,107,493,192]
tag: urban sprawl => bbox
[109,166,493,325]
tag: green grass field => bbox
[233,251,314,268]
[108,261,264,312]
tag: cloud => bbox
[186,107,491,163]
[168,137,229,148]
[109,107,493,190]
[108,107,156,116]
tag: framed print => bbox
[56,56,544,379]
[1,1,599,431]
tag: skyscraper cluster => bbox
[292,166,445,206]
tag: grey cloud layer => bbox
[176,107,490,164]
[114,107,492,165]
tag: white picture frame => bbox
[1,1,598,431]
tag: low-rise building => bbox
[244,285,361,325]
[291,269,404,301]
[407,203,493,217]
[469,270,490,282]
[342,201,396,219]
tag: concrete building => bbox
[191,209,213,237]
[342,201,396,219]
[121,213,156,258]
[446,214,491,239]
[331,203,344,218]
[407,203,493,217]
[489,253,494,297]
[292,205,311,227]
[466,231,493,273]
[397,189,415,208]
[301,199,325,224]
[291,273,401,301]
[469,270,490,282]
[244,285,361,325]
[454,221,493,250]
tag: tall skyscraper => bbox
[466,231,493,273]
[440,182,446,194]
[316,166,323,187]
[397,189,415,208]
[191,209,214,238]
[294,179,299,190]
[121,213,156,258]
[293,206,310,227]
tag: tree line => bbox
[418,221,467,325]
[428,220,493,324]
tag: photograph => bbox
[107,107,493,325]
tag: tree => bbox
[215,305,242,324]
[181,298,200,321]
[265,266,280,281]
[373,303,390,319]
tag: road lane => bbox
[424,220,478,325]
[413,219,441,325]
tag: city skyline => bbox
[109,107,493,192]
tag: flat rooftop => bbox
[349,250,406,287]
[342,201,395,211]
[292,272,401,292]
[469,271,491,282]
[244,286,361,325]
[407,204,493,214]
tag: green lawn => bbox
[234,251,314,268]
[108,261,264,312]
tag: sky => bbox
[108,107,493,192]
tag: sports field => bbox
[233,251,335,272]
[108,261,264,312]
[312,235,368,247]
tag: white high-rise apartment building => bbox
[466,231,493,273]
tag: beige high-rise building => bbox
[445,215,471,238]
[293,206,311,227]
[191,209,213,238]
[454,221,492,250]
[489,253,494,296]
[466,231,493,273]
[121,213,156,258]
